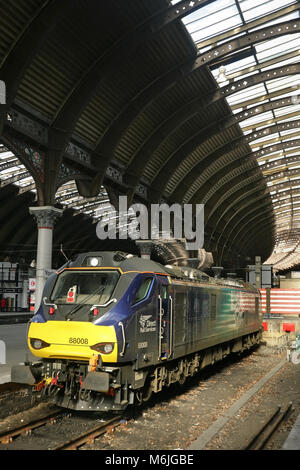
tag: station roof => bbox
[0,0,299,270]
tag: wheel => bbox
[178,373,186,385]
[136,378,153,403]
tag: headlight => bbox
[87,256,101,266]
[90,342,114,354]
[30,338,50,350]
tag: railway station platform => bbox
[0,311,32,325]
[283,414,300,450]
[0,312,32,383]
[0,321,35,384]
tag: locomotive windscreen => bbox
[50,270,120,305]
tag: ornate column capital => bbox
[29,206,63,229]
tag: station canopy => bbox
[176,0,300,271]
[1,0,300,271]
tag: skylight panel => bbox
[226,83,267,106]
[239,110,274,128]
[274,103,300,118]
[255,35,300,62]
[255,34,299,54]
[182,0,242,43]
[279,114,300,123]
[184,3,237,33]
[0,152,15,160]
[248,11,300,31]
[189,14,242,43]
[274,201,291,209]
[182,0,235,26]
[13,175,34,185]
[265,154,286,163]
[250,132,280,146]
[261,55,300,71]
[211,55,257,83]
[283,150,300,159]
[239,0,297,22]
[265,75,300,95]
[1,166,23,175]
[229,56,257,74]
[272,87,300,102]
[281,128,300,137]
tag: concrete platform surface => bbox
[282,413,300,450]
[0,311,33,325]
[0,323,36,384]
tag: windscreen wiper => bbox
[66,285,105,320]
[89,298,117,311]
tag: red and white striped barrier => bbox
[260,288,300,316]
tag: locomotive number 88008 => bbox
[12,251,262,411]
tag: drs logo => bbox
[69,337,88,345]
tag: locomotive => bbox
[12,251,262,411]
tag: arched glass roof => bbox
[172,0,300,271]
[1,0,300,269]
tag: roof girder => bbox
[207,182,268,246]
[152,106,300,200]
[172,138,300,204]
[213,193,272,252]
[218,198,274,258]
[123,61,300,192]
[239,221,276,260]
[227,212,276,261]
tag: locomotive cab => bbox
[12,252,170,410]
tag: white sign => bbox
[29,278,36,291]
[0,80,5,105]
[0,340,6,364]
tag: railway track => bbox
[0,382,26,396]
[0,353,295,450]
[52,415,123,450]
[244,402,293,450]
[0,404,125,450]
[0,408,65,444]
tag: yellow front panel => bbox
[28,321,117,362]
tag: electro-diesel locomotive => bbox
[12,251,262,411]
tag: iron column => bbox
[29,206,63,312]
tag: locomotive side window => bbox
[132,278,153,305]
[161,285,168,299]
[174,291,187,345]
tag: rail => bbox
[51,415,123,450]
[244,402,293,450]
